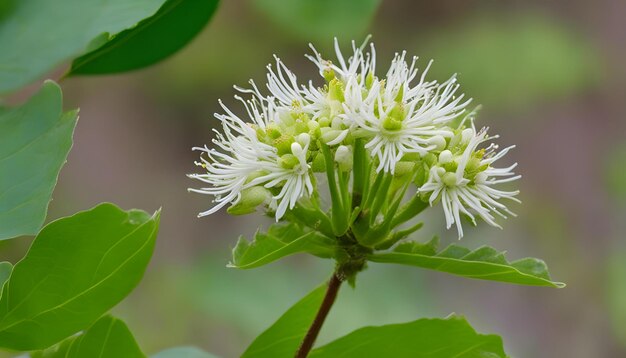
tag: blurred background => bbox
[2,0,625,356]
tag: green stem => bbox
[295,273,343,358]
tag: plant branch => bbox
[295,273,343,358]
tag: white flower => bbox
[419,128,521,238]
[344,56,471,173]
[188,98,277,217]
[252,134,313,220]
[188,93,315,221]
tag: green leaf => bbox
[0,262,11,294]
[70,0,219,75]
[32,315,145,358]
[229,222,335,269]
[0,81,77,240]
[242,284,325,358]
[0,203,161,350]
[368,238,564,288]
[152,346,220,358]
[251,0,380,42]
[0,0,165,93]
[309,316,507,357]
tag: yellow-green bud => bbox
[423,153,437,167]
[273,134,294,156]
[382,116,403,131]
[279,153,299,169]
[318,116,331,127]
[442,172,458,187]
[227,186,270,215]
[266,124,282,139]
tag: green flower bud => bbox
[227,186,270,215]
[273,134,294,156]
[318,116,331,127]
[279,153,299,169]
[423,153,437,167]
[442,172,458,187]
[382,116,403,131]
[266,124,282,139]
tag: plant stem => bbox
[295,273,343,358]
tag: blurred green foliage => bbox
[251,0,380,42]
[416,13,601,111]
[606,143,626,205]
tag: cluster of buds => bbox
[189,38,520,240]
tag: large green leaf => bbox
[242,284,325,358]
[152,346,220,358]
[0,203,160,350]
[252,0,380,42]
[0,0,164,93]
[309,316,507,357]
[70,0,219,75]
[0,81,77,240]
[368,238,564,288]
[229,222,335,269]
[32,315,145,358]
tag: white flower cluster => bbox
[189,39,520,238]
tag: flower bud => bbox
[438,150,453,164]
[296,132,311,147]
[427,135,447,151]
[334,145,353,171]
[442,172,458,187]
[279,153,299,169]
[227,186,270,215]
[320,129,343,144]
[273,134,294,156]
[461,128,475,144]
[291,142,304,157]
